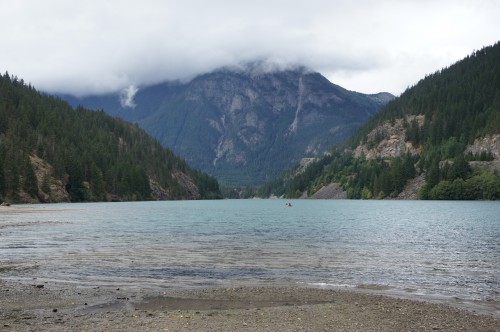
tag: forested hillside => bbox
[262,42,500,200]
[0,73,221,203]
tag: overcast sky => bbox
[1,0,499,97]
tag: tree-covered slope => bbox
[0,73,221,203]
[264,42,500,200]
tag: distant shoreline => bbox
[1,280,499,331]
[0,203,73,214]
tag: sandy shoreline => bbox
[1,280,499,331]
[0,204,72,218]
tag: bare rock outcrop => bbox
[465,134,500,160]
[173,171,201,200]
[395,174,426,200]
[309,183,347,199]
[295,158,317,175]
[149,178,171,200]
[29,154,70,203]
[353,115,424,160]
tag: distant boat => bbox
[285,202,292,207]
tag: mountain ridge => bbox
[63,68,394,185]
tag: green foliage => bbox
[417,145,499,200]
[260,150,418,199]
[0,72,221,202]
[466,150,494,161]
[423,168,500,200]
[340,152,417,199]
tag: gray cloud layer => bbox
[1,0,499,96]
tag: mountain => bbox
[63,68,394,185]
[263,42,500,200]
[0,73,221,203]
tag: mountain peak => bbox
[63,69,393,185]
[214,61,313,78]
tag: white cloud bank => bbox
[1,0,499,96]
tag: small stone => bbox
[52,309,58,313]
[36,284,44,288]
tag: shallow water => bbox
[1,200,499,308]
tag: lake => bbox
[1,200,499,311]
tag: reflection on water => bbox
[1,200,499,307]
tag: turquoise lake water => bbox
[1,200,499,310]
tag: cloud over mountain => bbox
[120,85,139,108]
[1,0,499,96]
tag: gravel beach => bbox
[1,280,499,331]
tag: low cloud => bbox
[1,0,499,96]
[119,85,139,108]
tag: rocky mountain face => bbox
[64,68,393,185]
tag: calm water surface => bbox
[1,200,499,308]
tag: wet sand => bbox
[1,280,499,331]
